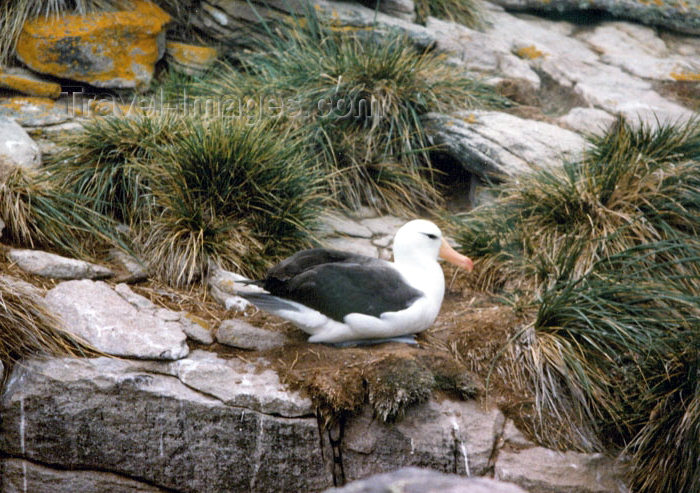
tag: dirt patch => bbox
[654,80,700,111]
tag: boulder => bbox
[0,97,75,127]
[1,459,167,493]
[423,111,586,179]
[494,447,629,493]
[44,280,189,360]
[576,22,693,82]
[0,67,62,98]
[16,0,170,90]
[488,0,700,35]
[341,400,505,478]
[7,249,114,280]
[323,237,378,258]
[113,283,214,345]
[320,212,373,239]
[0,356,327,493]
[558,107,616,136]
[108,248,149,283]
[0,116,41,170]
[369,0,416,21]
[165,41,218,75]
[168,350,313,417]
[325,467,528,493]
[216,319,290,351]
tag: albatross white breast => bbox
[238,219,473,344]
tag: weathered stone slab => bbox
[0,356,328,493]
[165,41,218,75]
[342,400,505,479]
[0,116,41,170]
[44,280,189,360]
[168,350,313,417]
[424,111,586,178]
[325,467,528,493]
[16,0,170,89]
[558,107,616,136]
[0,67,62,99]
[216,319,290,351]
[323,237,378,258]
[8,249,113,280]
[320,212,373,238]
[113,283,214,345]
[488,0,700,35]
[0,97,74,127]
[1,459,167,493]
[495,446,629,493]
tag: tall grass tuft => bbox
[454,116,700,493]
[454,117,700,292]
[0,275,100,372]
[198,9,510,213]
[415,0,487,29]
[137,116,324,287]
[48,113,184,224]
[0,167,123,257]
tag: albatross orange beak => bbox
[439,238,474,273]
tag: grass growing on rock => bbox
[452,116,700,493]
[197,10,510,213]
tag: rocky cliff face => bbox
[0,354,627,492]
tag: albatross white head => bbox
[392,219,474,272]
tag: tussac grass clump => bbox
[415,0,487,29]
[48,113,185,224]
[0,275,99,372]
[454,117,700,292]
[454,117,700,493]
[136,117,324,287]
[197,10,510,213]
[0,167,122,257]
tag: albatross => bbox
[238,219,473,344]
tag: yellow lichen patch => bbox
[88,99,139,117]
[185,313,213,330]
[166,41,218,75]
[461,113,478,124]
[670,72,700,82]
[15,0,170,90]
[0,69,61,98]
[514,45,546,60]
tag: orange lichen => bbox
[166,41,218,73]
[0,71,61,98]
[15,0,170,90]
[514,45,546,60]
[670,72,700,82]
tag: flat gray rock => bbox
[495,446,629,493]
[320,212,373,238]
[0,116,41,170]
[44,280,189,360]
[489,0,700,35]
[8,249,113,280]
[558,107,617,136]
[114,283,214,345]
[323,237,378,258]
[325,468,527,493]
[108,248,148,283]
[0,97,74,127]
[216,318,289,351]
[169,350,313,417]
[359,216,406,237]
[424,111,586,178]
[1,459,167,493]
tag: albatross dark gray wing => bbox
[259,248,423,322]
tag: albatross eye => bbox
[422,233,439,240]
